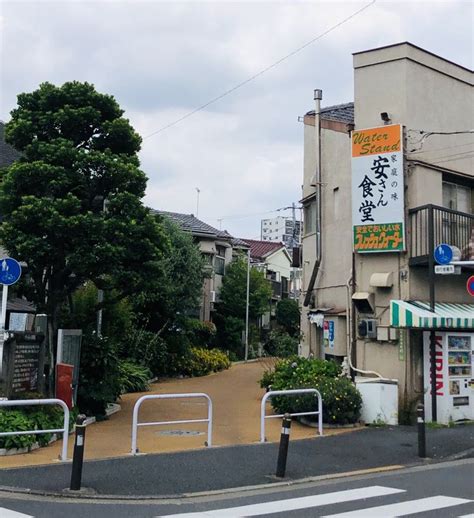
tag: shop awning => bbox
[390,300,474,329]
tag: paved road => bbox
[0,459,473,517]
[1,425,473,497]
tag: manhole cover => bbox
[156,429,204,436]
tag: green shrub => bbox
[0,405,79,450]
[186,319,216,348]
[119,327,168,376]
[271,356,341,384]
[262,356,361,425]
[264,330,298,358]
[259,369,275,389]
[0,410,36,450]
[275,299,300,336]
[77,333,122,417]
[118,360,151,393]
[178,347,231,377]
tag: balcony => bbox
[270,279,282,299]
[409,204,474,265]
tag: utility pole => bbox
[244,248,250,361]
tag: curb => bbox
[0,464,407,501]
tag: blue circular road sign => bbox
[0,257,22,286]
[434,244,453,265]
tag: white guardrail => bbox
[0,398,70,461]
[260,388,323,443]
[131,392,213,455]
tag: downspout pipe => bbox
[345,274,383,379]
[303,89,323,307]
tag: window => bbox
[214,256,225,275]
[443,182,473,214]
[303,202,316,235]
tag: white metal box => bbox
[356,378,399,425]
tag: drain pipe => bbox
[303,89,323,308]
[345,273,383,378]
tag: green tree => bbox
[275,298,300,336]
[218,257,272,320]
[133,216,205,332]
[0,81,168,356]
[214,256,272,358]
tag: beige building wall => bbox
[301,42,473,409]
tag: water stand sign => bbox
[351,125,405,253]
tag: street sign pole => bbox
[0,258,22,378]
[428,213,437,422]
[0,284,8,333]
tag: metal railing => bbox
[0,398,70,461]
[131,392,213,455]
[409,204,474,263]
[260,389,323,443]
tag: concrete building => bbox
[241,239,292,328]
[261,216,302,250]
[300,42,473,423]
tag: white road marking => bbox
[0,507,33,518]
[323,495,472,517]
[158,485,405,517]
[458,514,474,517]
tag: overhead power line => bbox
[143,0,377,139]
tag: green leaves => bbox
[1,81,164,316]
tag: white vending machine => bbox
[423,331,474,424]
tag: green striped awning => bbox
[390,300,474,329]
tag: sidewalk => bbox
[0,425,472,497]
[0,360,354,469]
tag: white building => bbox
[300,42,474,424]
[261,216,301,250]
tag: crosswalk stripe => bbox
[458,514,474,517]
[158,485,405,517]
[0,508,33,518]
[323,496,472,517]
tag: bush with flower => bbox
[260,356,362,425]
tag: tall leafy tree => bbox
[0,81,168,350]
[218,257,272,320]
[133,216,205,332]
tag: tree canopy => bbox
[217,256,272,320]
[0,81,168,330]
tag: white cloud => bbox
[1,0,472,239]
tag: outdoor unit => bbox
[210,290,216,303]
[358,319,377,339]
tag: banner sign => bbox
[351,124,405,253]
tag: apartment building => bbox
[301,42,473,423]
[261,216,302,250]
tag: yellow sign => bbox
[352,125,401,158]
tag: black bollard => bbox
[70,414,87,490]
[417,403,426,458]
[276,413,292,478]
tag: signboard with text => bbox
[351,124,405,253]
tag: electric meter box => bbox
[355,377,399,425]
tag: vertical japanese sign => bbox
[351,124,405,252]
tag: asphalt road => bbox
[0,425,473,497]
[0,458,473,517]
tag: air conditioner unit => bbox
[210,290,216,303]
[358,318,377,339]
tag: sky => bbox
[0,0,472,239]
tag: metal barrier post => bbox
[70,414,87,490]
[0,398,70,461]
[276,414,291,478]
[131,393,213,455]
[417,403,426,458]
[260,389,323,443]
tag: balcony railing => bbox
[409,204,474,265]
[270,280,282,299]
